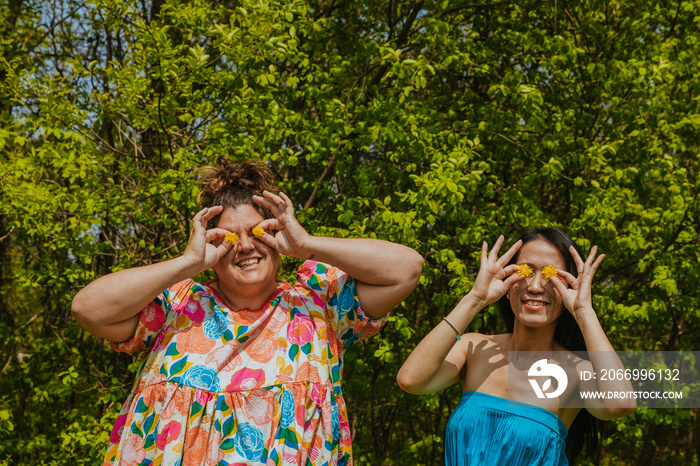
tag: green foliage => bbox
[1,0,699,464]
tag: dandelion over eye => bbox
[516,264,533,278]
[542,265,558,280]
[224,232,240,245]
[252,225,265,238]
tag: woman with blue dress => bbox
[397,228,635,465]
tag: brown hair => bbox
[197,157,279,226]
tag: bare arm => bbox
[397,236,522,394]
[253,191,424,319]
[72,206,231,342]
[552,246,636,419]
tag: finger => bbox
[262,190,287,213]
[206,228,230,243]
[583,245,598,269]
[501,273,522,291]
[258,218,282,232]
[502,263,520,277]
[556,269,577,286]
[569,246,585,274]
[252,194,277,212]
[488,235,505,262]
[550,276,570,294]
[480,241,489,267]
[496,239,522,267]
[588,253,605,276]
[192,207,209,229]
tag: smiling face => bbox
[509,238,567,329]
[213,204,280,307]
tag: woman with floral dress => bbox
[72,157,424,466]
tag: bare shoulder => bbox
[460,332,510,356]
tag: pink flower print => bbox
[195,388,214,405]
[297,261,316,282]
[244,390,274,425]
[141,303,165,332]
[120,433,146,466]
[340,421,352,447]
[180,300,205,323]
[205,340,242,372]
[310,382,326,407]
[156,421,181,450]
[109,413,128,443]
[227,368,266,391]
[295,402,306,427]
[287,314,315,346]
[206,430,225,464]
[282,452,300,464]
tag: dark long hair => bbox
[498,228,604,463]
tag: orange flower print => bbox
[183,426,208,466]
[245,331,278,363]
[142,381,166,407]
[295,362,321,383]
[244,389,274,425]
[232,309,263,325]
[326,267,338,298]
[264,308,288,333]
[162,386,192,418]
[176,324,216,354]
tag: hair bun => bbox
[197,157,279,215]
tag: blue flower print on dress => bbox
[335,278,358,320]
[280,390,295,428]
[331,402,340,441]
[182,365,221,392]
[233,422,264,461]
[203,307,228,340]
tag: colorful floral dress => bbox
[104,261,387,466]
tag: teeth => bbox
[524,301,546,306]
[237,258,259,267]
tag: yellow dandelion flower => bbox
[516,264,533,278]
[224,231,239,245]
[542,265,558,280]
[252,225,265,238]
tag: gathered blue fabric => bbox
[445,391,569,466]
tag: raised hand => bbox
[182,206,232,273]
[551,245,605,316]
[468,235,523,307]
[252,191,311,258]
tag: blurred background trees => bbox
[1,0,699,464]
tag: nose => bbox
[527,272,545,293]
[237,232,255,251]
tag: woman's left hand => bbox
[551,245,605,316]
[252,191,311,258]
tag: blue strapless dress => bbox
[445,391,569,465]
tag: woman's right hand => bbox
[182,206,232,274]
[468,235,523,307]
